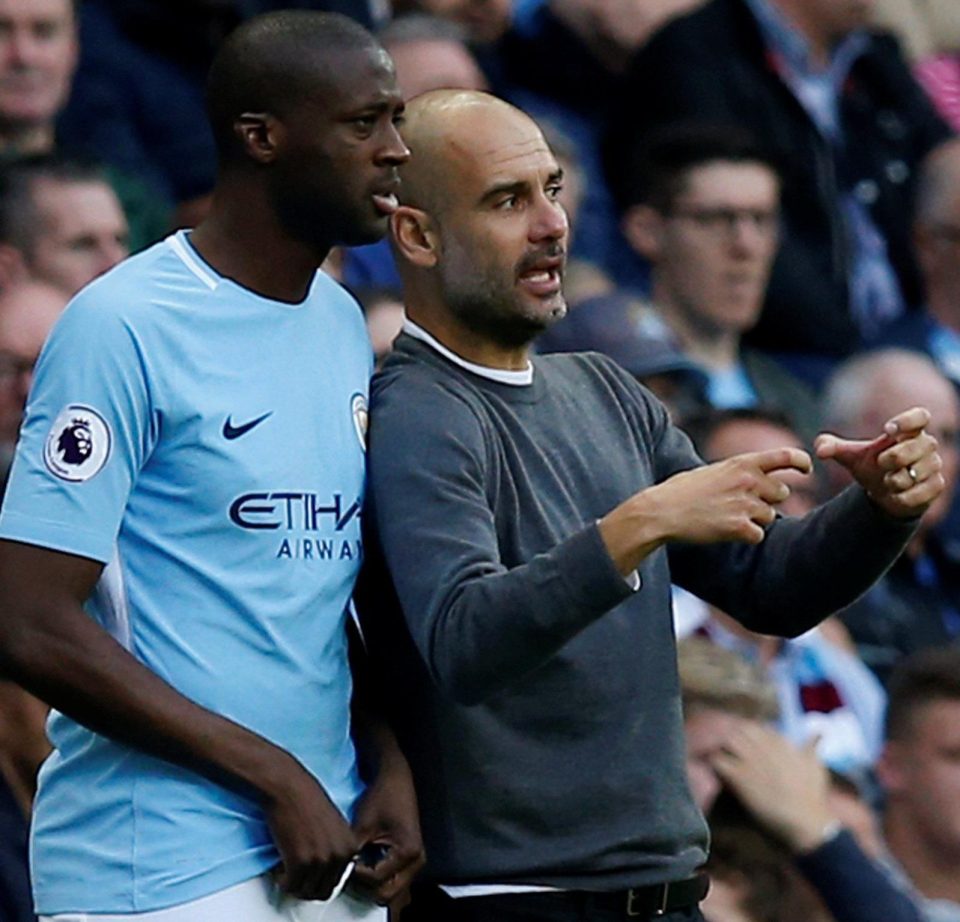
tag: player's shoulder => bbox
[61,235,209,330]
[537,348,641,391]
[308,270,369,339]
[372,335,470,403]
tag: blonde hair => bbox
[678,637,780,722]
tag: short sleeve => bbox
[0,296,155,564]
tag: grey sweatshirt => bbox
[359,334,915,890]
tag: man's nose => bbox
[530,195,568,243]
[379,123,411,167]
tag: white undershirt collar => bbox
[403,319,533,386]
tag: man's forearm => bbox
[0,592,294,803]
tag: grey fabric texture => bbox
[360,334,916,891]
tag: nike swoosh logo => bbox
[223,412,273,440]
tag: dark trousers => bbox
[400,885,707,922]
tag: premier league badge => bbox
[44,404,112,482]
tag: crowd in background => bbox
[2,0,960,920]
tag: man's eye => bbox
[546,184,563,200]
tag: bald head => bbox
[397,90,545,216]
[823,349,957,437]
[206,10,381,165]
[822,348,960,520]
[390,89,568,352]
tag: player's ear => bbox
[390,206,440,269]
[235,112,282,164]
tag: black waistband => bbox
[584,873,710,917]
[432,873,710,919]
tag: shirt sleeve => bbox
[602,359,918,637]
[0,295,155,564]
[795,830,926,922]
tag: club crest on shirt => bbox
[43,404,112,482]
[351,392,368,450]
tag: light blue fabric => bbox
[706,362,759,409]
[0,231,372,914]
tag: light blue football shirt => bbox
[0,231,373,914]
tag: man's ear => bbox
[876,740,908,796]
[0,243,27,291]
[390,206,440,269]
[621,204,665,261]
[234,112,282,164]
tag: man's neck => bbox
[189,182,326,304]
[763,0,834,68]
[0,122,55,158]
[885,812,960,904]
[405,306,533,372]
[927,288,960,334]
[655,296,740,372]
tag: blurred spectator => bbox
[354,286,406,365]
[0,280,64,922]
[680,637,779,813]
[823,350,960,679]
[875,139,960,380]
[0,0,165,251]
[618,124,820,444]
[537,292,709,421]
[542,0,706,72]
[380,14,487,100]
[0,280,67,482]
[677,408,887,776]
[877,647,960,919]
[872,0,960,63]
[0,157,129,296]
[56,0,384,233]
[0,0,77,158]
[609,0,952,377]
[0,761,32,922]
[538,118,615,305]
[392,0,511,46]
[680,638,925,922]
[915,53,960,134]
[689,408,820,513]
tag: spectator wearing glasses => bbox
[608,0,952,383]
[617,123,821,446]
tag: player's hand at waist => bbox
[261,752,361,901]
[815,406,945,520]
[348,745,426,913]
[600,447,812,575]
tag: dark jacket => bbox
[607,0,951,357]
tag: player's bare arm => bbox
[0,539,359,902]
